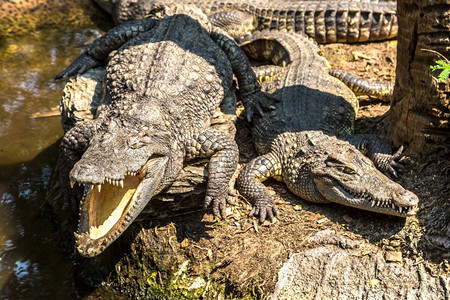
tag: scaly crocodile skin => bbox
[95,0,398,43]
[236,31,418,223]
[54,5,274,257]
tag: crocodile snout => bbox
[70,163,105,184]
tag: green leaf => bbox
[438,68,450,82]
[430,59,450,81]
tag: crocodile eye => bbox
[343,167,355,174]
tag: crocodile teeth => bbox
[120,180,124,189]
[97,184,102,193]
[70,180,75,188]
[371,200,376,207]
[399,207,403,213]
[90,184,94,191]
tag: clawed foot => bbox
[54,53,100,79]
[243,92,279,122]
[250,199,279,223]
[375,146,404,178]
[204,190,236,219]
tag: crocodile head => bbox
[70,122,172,257]
[285,133,418,217]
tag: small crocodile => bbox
[54,5,273,257]
[94,0,398,43]
[236,31,418,222]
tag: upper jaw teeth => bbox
[70,168,145,191]
[126,171,138,176]
[70,177,126,190]
[345,188,412,215]
[104,178,125,187]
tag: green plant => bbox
[423,49,450,82]
[430,60,450,82]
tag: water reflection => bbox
[0,28,103,299]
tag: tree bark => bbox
[390,0,450,155]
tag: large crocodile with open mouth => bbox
[236,31,418,223]
[94,0,398,43]
[54,5,274,257]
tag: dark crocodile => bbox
[94,0,398,43]
[54,5,273,257]
[236,31,418,223]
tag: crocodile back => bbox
[103,14,234,140]
[240,31,358,154]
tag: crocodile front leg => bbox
[54,18,158,79]
[237,153,282,223]
[345,134,404,178]
[185,129,238,219]
[210,27,278,122]
[59,120,99,216]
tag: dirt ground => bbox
[71,40,449,299]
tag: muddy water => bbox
[0,28,103,298]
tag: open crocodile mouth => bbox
[83,169,146,240]
[72,156,168,257]
[332,183,418,217]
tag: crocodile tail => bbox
[329,69,393,101]
[243,1,397,43]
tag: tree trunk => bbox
[390,0,450,155]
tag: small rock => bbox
[389,239,401,247]
[343,215,354,223]
[180,238,189,248]
[366,278,380,286]
[385,251,403,263]
[317,217,328,224]
[188,277,206,290]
